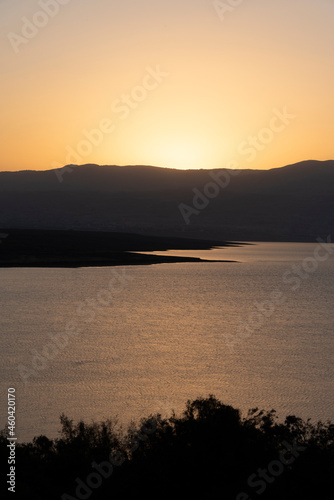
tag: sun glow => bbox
[1,0,334,171]
[150,138,211,170]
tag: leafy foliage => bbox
[1,396,333,499]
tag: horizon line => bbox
[1,158,334,175]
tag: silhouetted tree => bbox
[1,395,333,499]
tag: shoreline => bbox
[0,229,240,268]
[0,254,237,268]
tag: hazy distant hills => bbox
[0,160,333,241]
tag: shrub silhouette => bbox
[1,395,333,499]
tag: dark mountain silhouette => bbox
[0,160,333,241]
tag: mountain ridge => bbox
[1,160,333,241]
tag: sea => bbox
[1,242,333,442]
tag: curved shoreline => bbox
[0,229,240,267]
[0,254,238,268]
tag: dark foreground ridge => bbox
[1,396,333,499]
[0,229,239,267]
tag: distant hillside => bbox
[0,160,333,241]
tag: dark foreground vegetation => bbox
[1,396,333,499]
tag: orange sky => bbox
[1,0,333,171]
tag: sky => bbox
[1,0,333,172]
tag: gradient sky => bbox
[1,0,333,171]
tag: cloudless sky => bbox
[1,0,333,171]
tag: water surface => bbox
[1,242,333,442]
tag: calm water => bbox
[1,242,333,442]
